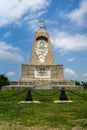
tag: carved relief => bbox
[36,40,48,63]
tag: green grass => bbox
[0,89,87,130]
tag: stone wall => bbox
[51,65,64,79]
[21,64,64,80]
[21,65,34,79]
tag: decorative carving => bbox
[36,40,48,63]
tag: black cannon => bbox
[25,90,33,101]
[59,87,68,100]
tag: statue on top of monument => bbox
[39,19,44,28]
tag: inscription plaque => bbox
[34,67,51,78]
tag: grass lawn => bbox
[0,89,87,130]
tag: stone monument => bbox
[10,20,78,89]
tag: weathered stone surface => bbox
[29,28,55,65]
[21,65,64,80]
[8,24,81,90]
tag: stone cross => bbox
[39,19,44,28]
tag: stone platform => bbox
[2,79,83,90]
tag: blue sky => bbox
[0,0,87,82]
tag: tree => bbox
[75,80,87,89]
[0,74,10,89]
[75,81,81,85]
[81,81,87,89]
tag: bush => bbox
[0,74,10,89]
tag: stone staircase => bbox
[3,79,83,90]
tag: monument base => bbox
[2,79,83,90]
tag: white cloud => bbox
[61,0,87,27]
[3,31,12,38]
[23,10,47,22]
[6,71,15,77]
[81,73,87,81]
[67,58,75,62]
[64,68,78,80]
[0,41,23,62]
[0,0,51,27]
[46,20,58,25]
[51,29,87,54]
[27,19,39,31]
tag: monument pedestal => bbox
[17,64,74,89]
[21,64,64,81]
